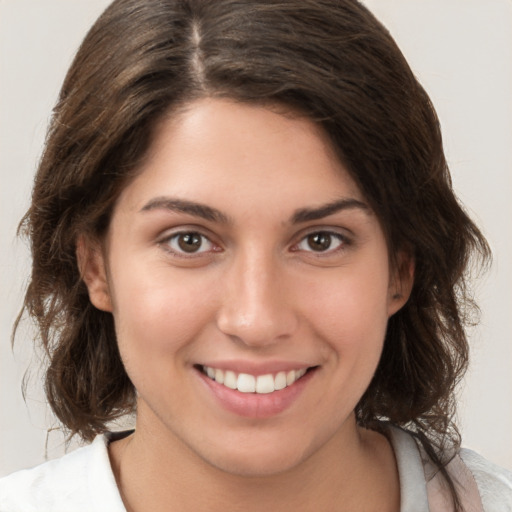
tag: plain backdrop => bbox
[1,0,511,477]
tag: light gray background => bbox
[1,0,511,476]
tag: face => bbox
[83,98,411,476]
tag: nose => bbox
[216,249,298,348]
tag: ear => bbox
[387,251,415,317]
[76,234,113,312]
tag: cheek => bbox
[109,261,219,364]
[299,264,391,359]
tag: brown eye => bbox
[296,231,346,253]
[166,232,214,254]
[307,233,333,251]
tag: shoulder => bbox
[0,434,126,512]
[460,448,512,512]
[386,425,512,512]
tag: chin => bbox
[206,449,308,478]
[191,432,315,478]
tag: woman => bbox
[1,0,510,510]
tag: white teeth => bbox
[214,368,224,384]
[224,370,237,390]
[202,366,309,394]
[237,373,256,393]
[256,374,275,394]
[274,371,287,390]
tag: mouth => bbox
[195,364,315,395]
[194,363,318,418]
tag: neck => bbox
[109,410,399,512]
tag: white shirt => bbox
[1,428,511,511]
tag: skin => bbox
[81,98,413,511]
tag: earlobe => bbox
[76,235,113,312]
[387,253,415,317]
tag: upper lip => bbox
[196,360,316,376]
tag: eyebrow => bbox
[140,197,230,223]
[140,196,370,224]
[291,198,370,223]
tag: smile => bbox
[200,365,308,394]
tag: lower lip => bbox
[196,368,316,418]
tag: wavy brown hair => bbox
[16,0,490,508]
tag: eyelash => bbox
[159,229,351,258]
[159,231,219,258]
[292,230,350,255]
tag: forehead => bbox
[114,98,365,218]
